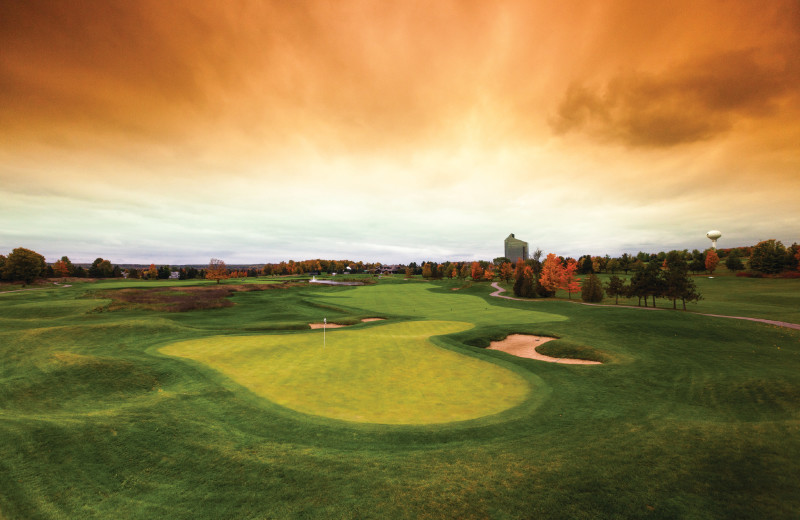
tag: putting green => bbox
[161,321,534,424]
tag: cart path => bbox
[489,282,800,330]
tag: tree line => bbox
[1,239,797,287]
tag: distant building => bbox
[504,233,529,262]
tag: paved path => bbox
[489,282,800,330]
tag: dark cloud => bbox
[550,48,800,147]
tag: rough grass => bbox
[1,277,799,519]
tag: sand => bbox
[488,334,602,364]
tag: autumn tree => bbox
[470,261,483,281]
[4,247,46,284]
[146,264,158,279]
[52,259,70,278]
[483,265,494,281]
[580,273,603,302]
[796,246,800,272]
[206,258,229,284]
[561,259,581,299]
[422,263,433,279]
[606,258,620,274]
[499,262,514,283]
[705,249,720,275]
[539,254,562,295]
[459,264,470,279]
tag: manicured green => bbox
[1,277,799,519]
[161,321,533,424]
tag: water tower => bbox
[706,230,722,250]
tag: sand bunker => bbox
[488,334,601,365]
[309,318,384,329]
[309,322,347,329]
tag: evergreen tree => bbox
[580,273,603,302]
[604,275,626,304]
[663,251,701,310]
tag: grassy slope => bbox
[501,273,800,323]
[0,279,799,519]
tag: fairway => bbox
[2,277,800,519]
[161,321,535,424]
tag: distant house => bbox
[504,233,529,262]
[169,271,180,279]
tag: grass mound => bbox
[161,320,534,424]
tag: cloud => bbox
[550,48,800,147]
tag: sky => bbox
[1,0,798,264]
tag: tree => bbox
[619,253,632,274]
[606,258,620,275]
[724,251,744,272]
[421,263,433,279]
[499,262,514,283]
[539,253,562,294]
[581,273,603,302]
[795,246,800,272]
[52,259,70,278]
[513,262,535,298]
[663,251,701,310]
[579,256,594,274]
[459,264,470,279]
[4,247,46,284]
[404,267,413,278]
[689,250,706,274]
[470,262,483,281]
[559,258,580,299]
[705,249,719,275]
[206,258,229,284]
[605,275,626,304]
[146,264,158,279]
[483,265,494,281]
[750,239,787,274]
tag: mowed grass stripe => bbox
[161,321,533,424]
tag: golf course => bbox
[1,275,799,519]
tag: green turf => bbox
[161,321,534,424]
[1,277,799,519]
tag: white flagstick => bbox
[323,317,326,348]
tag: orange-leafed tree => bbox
[559,258,581,299]
[206,258,229,284]
[146,264,158,280]
[705,249,719,275]
[539,253,562,294]
[53,259,70,278]
[470,261,483,281]
[483,265,494,281]
[499,262,514,283]
[422,263,433,279]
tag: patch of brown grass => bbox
[96,281,311,312]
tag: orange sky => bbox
[1,1,798,263]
